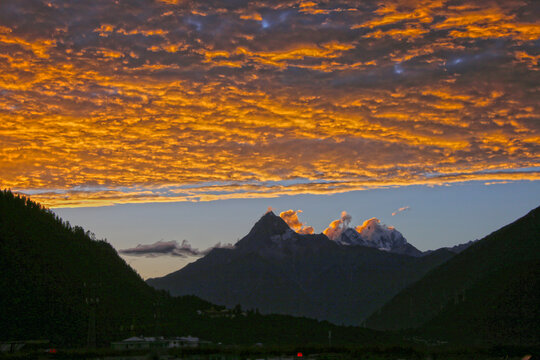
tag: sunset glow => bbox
[1,0,539,207]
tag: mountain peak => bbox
[260,210,279,220]
[254,210,290,233]
[234,211,291,251]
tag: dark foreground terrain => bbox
[0,344,539,360]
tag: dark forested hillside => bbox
[0,189,179,345]
[365,206,540,345]
[0,190,386,347]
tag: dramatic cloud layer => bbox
[1,0,539,207]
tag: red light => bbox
[48,348,57,354]
[297,352,303,357]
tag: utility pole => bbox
[84,282,100,348]
[328,330,332,347]
[153,299,162,337]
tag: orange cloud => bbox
[323,211,352,240]
[233,42,355,68]
[353,0,442,30]
[435,8,540,41]
[514,51,540,71]
[240,13,263,21]
[279,209,314,234]
[364,25,429,41]
[392,206,410,216]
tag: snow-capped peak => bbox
[333,218,423,256]
[355,218,408,251]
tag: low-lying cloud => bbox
[119,240,232,258]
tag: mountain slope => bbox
[0,189,201,345]
[365,206,540,345]
[148,212,454,325]
[0,190,387,347]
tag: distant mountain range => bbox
[147,211,466,325]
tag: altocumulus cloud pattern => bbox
[1,0,539,207]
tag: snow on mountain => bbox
[335,218,422,256]
[236,210,422,257]
[338,227,370,246]
[356,218,408,251]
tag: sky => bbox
[1,0,539,278]
[53,180,540,279]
